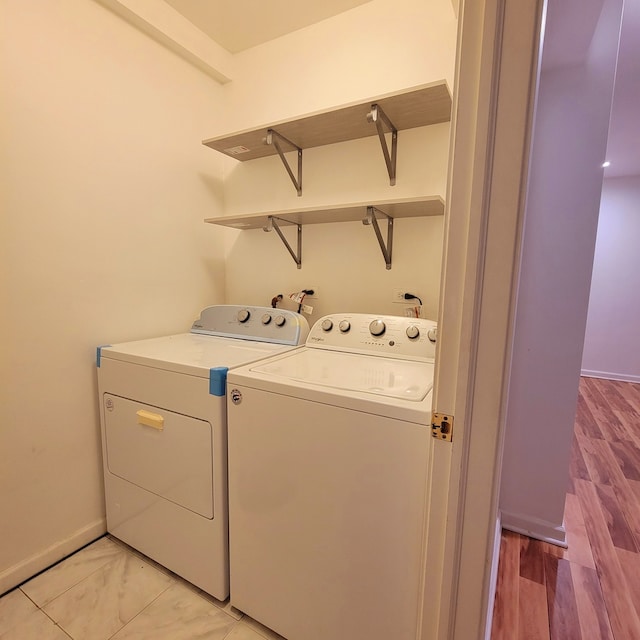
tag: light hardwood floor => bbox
[491,376,640,640]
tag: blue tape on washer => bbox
[209,367,229,396]
[96,345,111,367]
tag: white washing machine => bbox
[96,305,309,600]
[226,313,438,640]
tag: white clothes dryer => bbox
[226,313,437,640]
[97,305,309,600]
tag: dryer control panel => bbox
[306,313,437,361]
[191,305,309,345]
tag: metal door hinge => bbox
[431,412,454,442]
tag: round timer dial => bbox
[339,320,351,333]
[406,325,420,339]
[369,319,386,336]
[321,319,334,332]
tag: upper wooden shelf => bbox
[203,196,444,230]
[202,81,452,161]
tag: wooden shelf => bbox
[202,81,451,161]
[201,83,449,267]
[203,196,445,230]
[205,196,444,270]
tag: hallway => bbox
[491,377,640,639]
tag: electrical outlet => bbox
[392,288,406,303]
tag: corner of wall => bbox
[0,519,106,595]
[483,513,503,640]
[501,510,567,548]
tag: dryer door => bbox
[103,394,214,518]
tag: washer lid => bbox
[251,349,434,401]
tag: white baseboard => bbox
[581,369,640,384]
[501,511,567,548]
[484,514,503,640]
[0,518,106,596]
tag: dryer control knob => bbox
[321,318,333,332]
[369,319,386,336]
[427,327,437,343]
[237,309,251,323]
[275,315,286,327]
[406,325,420,339]
[261,313,272,325]
[339,320,351,333]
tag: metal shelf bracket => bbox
[265,129,303,196]
[363,206,393,270]
[367,104,398,186]
[264,216,302,269]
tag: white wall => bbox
[212,0,457,322]
[223,124,449,320]
[221,0,457,132]
[582,176,640,383]
[499,0,623,544]
[0,0,457,595]
[0,0,225,593]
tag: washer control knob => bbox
[321,318,334,332]
[406,325,420,340]
[274,315,286,327]
[261,313,272,325]
[369,319,386,337]
[237,309,251,323]
[339,320,351,333]
[427,327,437,343]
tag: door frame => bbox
[419,1,545,638]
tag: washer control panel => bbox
[309,313,437,360]
[191,305,309,345]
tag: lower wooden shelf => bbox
[203,196,444,229]
[204,196,444,270]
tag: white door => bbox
[428,0,624,638]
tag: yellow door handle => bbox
[136,409,164,430]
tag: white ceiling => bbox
[163,0,373,53]
[604,0,640,178]
[543,0,639,177]
[163,0,637,178]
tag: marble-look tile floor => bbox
[0,536,285,640]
